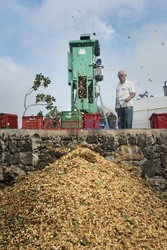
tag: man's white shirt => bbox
[116,80,135,108]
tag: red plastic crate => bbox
[149,113,167,128]
[44,119,61,130]
[83,113,100,130]
[0,113,18,129]
[22,116,44,129]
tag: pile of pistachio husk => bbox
[0,147,166,250]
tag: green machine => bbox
[68,34,103,113]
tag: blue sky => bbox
[0,0,167,125]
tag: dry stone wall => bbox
[0,129,167,190]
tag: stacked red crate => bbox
[83,113,100,130]
[149,113,167,128]
[43,119,61,130]
[22,116,44,129]
[0,114,18,129]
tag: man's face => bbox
[118,71,126,83]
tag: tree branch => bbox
[23,103,47,116]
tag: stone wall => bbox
[0,129,167,190]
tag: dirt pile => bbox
[0,147,166,249]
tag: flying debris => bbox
[72,16,74,18]
[140,66,143,69]
[161,41,164,46]
[93,32,96,36]
[148,78,153,82]
[128,36,130,39]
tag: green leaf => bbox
[14,217,19,224]
[88,165,97,170]
[73,222,79,230]
[94,195,100,200]
[72,219,79,229]
[121,186,129,193]
[80,236,88,246]
[7,216,15,222]
[19,214,27,219]
[25,238,33,245]
[128,219,137,226]
[120,213,128,220]
[80,199,86,205]
[97,181,103,186]
[125,225,134,234]
[100,169,109,174]
[88,212,95,219]
[142,243,152,249]
[114,227,122,236]
[56,179,61,184]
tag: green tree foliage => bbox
[23,73,57,116]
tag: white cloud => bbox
[82,16,116,41]
[6,0,149,33]
[125,23,167,97]
[0,56,33,117]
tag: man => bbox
[115,70,136,129]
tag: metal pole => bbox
[99,92,109,129]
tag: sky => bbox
[0,0,167,127]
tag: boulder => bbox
[3,165,25,182]
[114,145,144,162]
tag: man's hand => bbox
[125,92,136,102]
[125,97,130,102]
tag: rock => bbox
[101,137,116,151]
[0,166,3,181]
[146,176,167,191]
[0,143,3,154]
[161,153,167,169]
[142,160,161,178]
[16,140,32,152]
[114,145,144,162]
[162,169,167,179]
[80,141,88,147]
[13,153,21,165]
[4,153,12,165]
[105,156,115,162]
[86,135,98,144]
[118,135,128,145]
[138,134,147,147]
[156,134,167,146]
[8,142,18,153]
[3,165,25,182]
[128,134,137,145]
[21,152,33,165]
[143,146,160,159]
